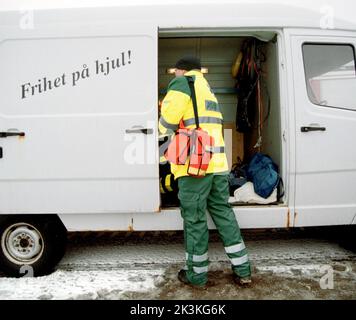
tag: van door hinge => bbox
[283,130,287,142]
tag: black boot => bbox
[233,273,252,287]
[177,270,213,290]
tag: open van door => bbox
[0,22,159,214]
[287,30,356,226]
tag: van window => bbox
[302,43,356,111]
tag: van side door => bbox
[0,22,159,214]
[286,29,356,226]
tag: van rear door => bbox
[287,30,356,226]
[0,22,159,214]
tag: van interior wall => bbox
[244,40,282,170]
[158,36,281,170]
[261,41,282,169]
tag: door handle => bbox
[0,131,25,138]
[125,128,154,135]
[300,126,326,133]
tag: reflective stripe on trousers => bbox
[230,255,249,266]
[225,242,246,254]
[183,265,209,274]
[186,252,208,263]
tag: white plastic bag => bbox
[229,182,277,205]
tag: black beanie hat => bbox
[175,55,201,71]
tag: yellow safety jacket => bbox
[159,70,229,179]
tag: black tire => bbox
[0,215,67,277]
[339,225,356,252]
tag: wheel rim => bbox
[1,222,44,265]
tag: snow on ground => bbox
[0,269,165,300]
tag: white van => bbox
[0,0,355,276]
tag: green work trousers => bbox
[178,174,251,286]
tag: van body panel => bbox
[59,206,290,231]
[1,1,356,33]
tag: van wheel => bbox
[0,215,67,277]
[339,225,356,252]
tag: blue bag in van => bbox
[246,153,280,199]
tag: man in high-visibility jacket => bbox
[159,56,252,288]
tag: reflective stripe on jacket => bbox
[159,70,229,179]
